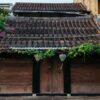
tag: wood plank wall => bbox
[0,58,33,94]
[71,63,100,94]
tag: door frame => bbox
[34,58,71,96]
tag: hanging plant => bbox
[34,54,42,62]
[78,43,94,55]
[59,54,67,70]
[43,49,55,59]
[94,44,100,54]
[59,54,67,62]
[67,47,78,59]
[43,49,55,69]
[34,51,43,62]
[67,43,94,60]
[78,43,94,62]
[8,43,100,64]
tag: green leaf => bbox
[67,47,78,59]
[78,43,94,55]
[44,49,55,59]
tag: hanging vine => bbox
[67,43,94,59]
[1,43,100,61]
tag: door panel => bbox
[0,58,32,93]
[40,58,64,94]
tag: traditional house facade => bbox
[0,2,100,96]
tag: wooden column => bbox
[32,59,40,94]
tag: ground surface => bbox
[0,96,100,100]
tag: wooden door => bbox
[0,58,32,94]
[40,58,64,94]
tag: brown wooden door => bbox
[40,58,64,94]
[0,58,32,94]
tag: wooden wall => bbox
[0,56,100,94]
[71,58,100,94]
[0,58,32,94]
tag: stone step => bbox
[0,96,100,100]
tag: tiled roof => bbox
[12,3,88,12]
[0,16,100,50]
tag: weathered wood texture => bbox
[71,63,100,94]
[40,58,64,93]
[0,58,32,93]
